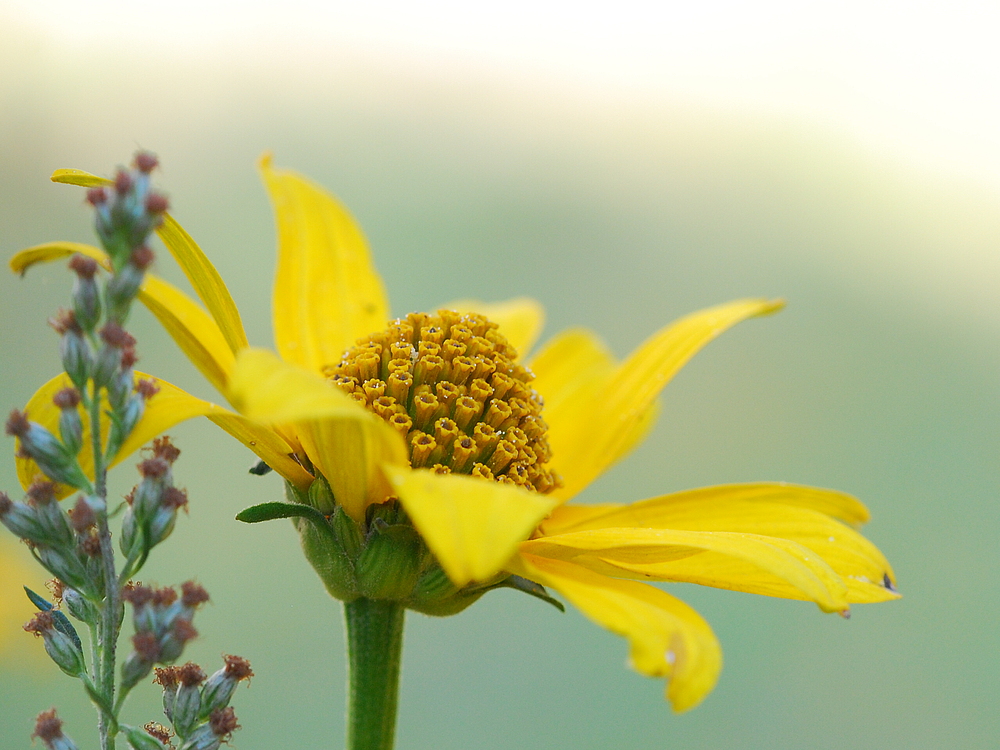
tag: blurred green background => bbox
[2,5,998,749]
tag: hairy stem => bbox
[344,599,405,750]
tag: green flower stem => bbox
[344,598,405,750]
[89,386,119,750]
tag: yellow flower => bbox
[12,157,899,711]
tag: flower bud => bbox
[106,245,154,323]
[51,311,93,392]
[119,724,169,750]
[0,491,46,542]
[24,611,86,676]
[53,388,83,456]
[32,709,79,750]
[177,707,239,750]
[121,631,159,691]
[307,476,336,513]
[6,411,92,491]
[154,666,181,721]
[61,586,99,625]
[200,655,253,716]
[35,546,88,592]
[92,322,134,388]
[158,618,198,663]
[172,662,206,737]
[28,482,74,547]
[68,255,101,333]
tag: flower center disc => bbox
[325,310,560,494]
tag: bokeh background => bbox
[1,2,998,748]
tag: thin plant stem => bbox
[344,598,405,750]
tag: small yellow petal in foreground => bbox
[512,553,722,712]
[50,168,112,188]
[226,349,407,519]
[16,372,232,495]
[261,154,389,374]
[444,297,546,357]
[385,465,561,586]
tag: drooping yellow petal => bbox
[16,372,234,496]
[385,466,562,587]
[512,553,722,712]
[443,297,545,357]
[50,168,112,188]
[156,214,249,355]
[522,527,851,612]
[226,348,407,519]
[260,154,389,374]
[205,412,314,490]
[542,482,871,534]
[547,299,784,501]
[11,243,236,395]
[49,167,249,356]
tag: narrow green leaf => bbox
[492,575,566,612]
[24,586,83,650]
[236,501,328,525]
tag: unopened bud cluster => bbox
[143,655,251,750]
[121,438,188,573]
[120,581,209,691]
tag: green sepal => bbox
[24,586,83,650]
[236,501,330,525]
[491,574,565,612]
[356,525,423,600]
[296,515,359,602]
[331,507,364,561]
[307,476,336,514]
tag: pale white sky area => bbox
[6,1,1000,186]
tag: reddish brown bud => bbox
[223,654,254,681]
[134,152,159,173]
[0,492,12,515]
[209,706,240,737]
[162,487,188,511]
[26,481,57,506]
[152,586,178,607]
[153,665,181,688]
[130,244,155,270]
[5,409,30,438]
[99,321,135,349]
[68,496,96,532]
[86,187,108,206]
[32,708,64,742]
[46,578,66,602]
[48,309,81,335]
[177,661,207,687]
[52,387,81,410]
[145,193,169,214]
[114,169,133,195]
[120,347,139,369]
[80,532,101,557]
[152,437,180,464]
[24,610,55,636]
[123,487,136,506]
[180,581,208,608]
[136,379,160,400]
[68,254,98,279]
[172,619,198,644]
[143,723,173,745]
[123,583,154,607]
[133,631,160,662]
[138,458,169,479]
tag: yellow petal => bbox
[511,553,722,712]
[260,154,389,373]
[205,412,314,490]
[442,297,545,357]
[546,299,784,501]
[50,168,112,188]
[49,167,248,356]
[522,527,850,612]
[226,348,407,519]
[385,466,561,586]
[156,214,249,355]
[11,243,235,395]
[16,372,233,496]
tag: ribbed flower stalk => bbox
[344,599,405,750]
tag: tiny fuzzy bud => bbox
[67,255,98,279]
[135,152,159,173]
[121,642,157,691]
[144,724,173,746]
[108,368,134,411]
[137,378,160,400]
[50,313,92,391]
[158,618,197,664]
[180,581,208,609]
[14,417,92,491]
[49,309,81,336]
[145,193,169,214]
[79,532,101,557]
[131,244,155,269]
[120,724,169,750]
[24,611,86,676]
[152,586,179,608]
[133,631,161,662]
[125,584,157,633]
[52,388,81,410]
[208,707,239,738]
[177,724,221,750]
[68,496,96,532]
[114,170,134,195]
[173,662,207,736]
[201,656,253,716]
[27,481,73,547]
[61,586,98,625]
[32,709,79,750]
[152,436,181,464]
[35,547,88,591]
[139,458,170,480]
[154,666,182,721]
[86,187,108,206]
[0,494,45,544]
[5,409,29,437]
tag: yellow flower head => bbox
[12,157,899,711]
